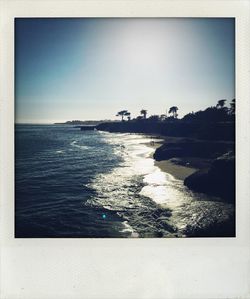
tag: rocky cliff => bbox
[184,151,235,203]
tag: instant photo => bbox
[15,18,235,238]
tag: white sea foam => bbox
[87,131,234,237]
[87,133,160,211]
[120,221,139,238]
[56,150,64,154]
[140,167,189,207]
[70,140,89,150]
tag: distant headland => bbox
[54,120,116,125]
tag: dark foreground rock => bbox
[153,139,234,161]
[184,152,235,203]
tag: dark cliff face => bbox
[153,140,234,161]
[184,152,235,203]
[96,121,235,141]
[96,121,163,134]
[154,140,235,203]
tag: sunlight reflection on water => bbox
[87,131,234,237]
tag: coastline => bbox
[155,160,197,181]
[146,136,235,203]
[146,140,198,181]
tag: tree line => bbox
[116,99,235,122]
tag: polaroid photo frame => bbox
[0,0,250,298]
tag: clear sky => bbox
[15,18,235,124]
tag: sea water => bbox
[15,124,234,237]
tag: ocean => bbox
[15,124,234,237]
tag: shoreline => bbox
[145,136,235,204]
[155,160,197,181]
[146,140,198,181]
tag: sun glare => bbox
[118,22,167,69]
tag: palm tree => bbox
[124,111,131,121]
[168,106,178,118]
[140,109,147,119]
[116,110,128,121]
[216,99,227,109]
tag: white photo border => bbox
[0,1,250,298]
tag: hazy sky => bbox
[15,18,235,123]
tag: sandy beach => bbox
[147,140,198,180]
[155,160,197,180]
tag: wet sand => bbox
[155,160,197,180]
[146,140,198,180]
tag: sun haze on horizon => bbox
[15,18,235,124]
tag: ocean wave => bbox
[120,221,139,238]
[86,133,178,237]
[56,150,64,154]
[70,140,89,150]
[16,126,234,237]
[87,131,234,237]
